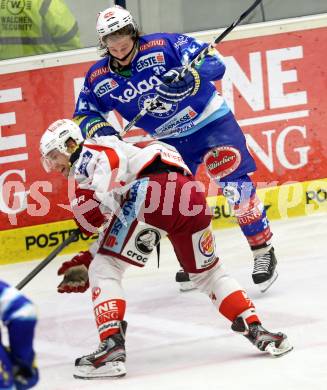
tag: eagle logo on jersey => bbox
[138,93,178,118]
[135,229,161,254]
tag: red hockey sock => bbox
[219,290,260,324]
[94,298,126,341]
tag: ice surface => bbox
[1,214,327,390]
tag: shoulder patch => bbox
[89,67,108,84]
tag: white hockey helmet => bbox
[96,5,137,40]
[40,119,84,172]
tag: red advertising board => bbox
[1,26,327,232]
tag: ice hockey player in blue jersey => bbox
[72,5,278,293]
[0,280,38,390]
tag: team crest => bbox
[138,93,178,118]
[135,229,161,254]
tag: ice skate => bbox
[175,269,196,292]
[252,247,278,292]
[74,321,127,379]
[232,317,293,357]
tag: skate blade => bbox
[179,281,197,292]
[265,339,293,357]
[258,271,278,293]
[74,361,126,379]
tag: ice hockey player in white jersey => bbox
[73,5,278,293]
[39,119,293,380]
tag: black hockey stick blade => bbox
[122,0,262,135]
[16,229,79,290]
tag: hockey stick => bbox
[16,229,79,290]
[121,0,262,136]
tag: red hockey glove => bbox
[57,250,93,293]
[72,188,106,236]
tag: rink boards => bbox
[1,14,327,264]
[0,177,326,264]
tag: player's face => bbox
[105,35,135,66]
[45,149,70,177]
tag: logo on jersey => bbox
[138,93,178,118]
[78,151,93,177]
[174,35,189,49]
[139,39,166,51]
[154,106,198,137]
[198,230,215,257]
[89,67,108,83]
[222,185,241,204]
[80,86,90,95]
[135,229,161,254]
[204,146,241,180]
[94,78,119,97]
[92,287,101,301]
[110,75,161,103]
[136,52,165,72]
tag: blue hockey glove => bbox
[156,67,200,103]
[13,363,39,390]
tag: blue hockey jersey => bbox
[0,280,37,389]
[74,32,256,177]
[75,32,229,137]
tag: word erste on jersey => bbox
[75,33,230,139]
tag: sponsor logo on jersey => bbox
[135,229,161,254]
[94,299,119,326]
[204,146,241,180]
[139,39,166,51]
[92,287,101,301]
[126,250,148,264]
[237,208,263,226]
[89,66,108,83]
[101,179,148,253]
[174,35,189,49]
[136,52,165,72]
[154,106,198,136]
[222,185,241,204]
[94,78,119,97]
[138,92,178,118]
[78,150,93,177]
[110,75,161,103]
[198,230,215,257]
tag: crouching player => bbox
[40,119,293,380]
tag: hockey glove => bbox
[13,361,39,390]
[57,250,93,293]
[156,67,200,103]
[72,187,106,236]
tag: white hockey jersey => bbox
[73,135,192,212]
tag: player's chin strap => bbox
[69,144,83,166]
[109,39,138,63]
[120,0,262,136]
